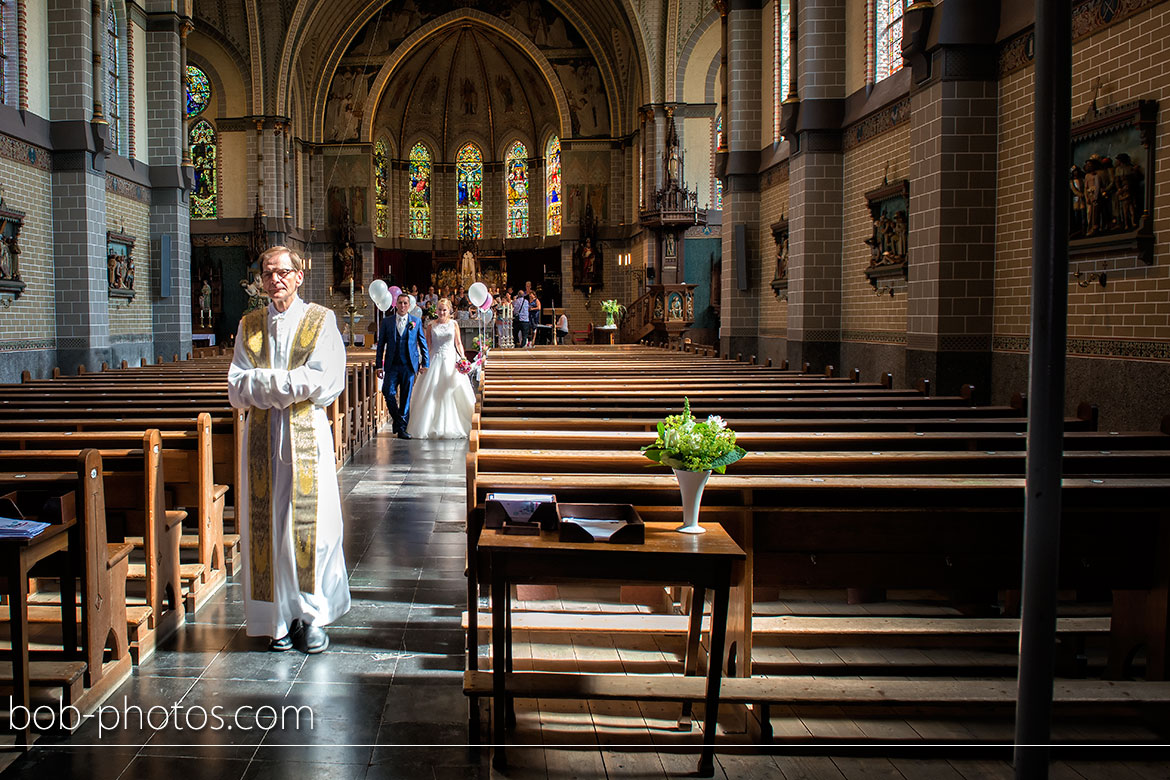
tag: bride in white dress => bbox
[406,298,477,439]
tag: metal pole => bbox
[1015,0,1071,777]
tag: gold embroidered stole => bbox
[241,303,329,602]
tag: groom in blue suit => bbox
[376,292,428,439]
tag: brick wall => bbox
[105,191,152,338]
[758,166,788,345]
[0,156,55,351]
[842,123,909,338]
[996,1,1170,346]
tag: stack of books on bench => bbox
[0,516,50,539]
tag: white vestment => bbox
[228,296,351,638]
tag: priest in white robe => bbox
[228,246,351,653]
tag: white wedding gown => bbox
[406,320,476,439]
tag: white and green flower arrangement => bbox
[640,398,747,474]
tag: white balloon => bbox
[408,294,417,308]
[373,291,393,312]
[467,282,488,308]
[369,279,389,305]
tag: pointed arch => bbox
[408,141,432,239]
[505,140,529,239]
[185,63,211,118]
[545,135,561,236]
[189,119,218,219]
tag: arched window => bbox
[408,142,431,239]
[545,135,561,235]
[713,116,723,210]
[456,142,483,240]
[505,141,528,239]
[106,4,125,155]
[0,0,14,107]
[186,64,210,118]
[374,139,388,238]
[774,1,791,143]
[189,120,217,219]
[875,0,907,83]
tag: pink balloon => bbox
[388,286,402,302]
[479,292,493,311]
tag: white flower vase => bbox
[673,467,711,534]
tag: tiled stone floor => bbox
[2,431,1167,779]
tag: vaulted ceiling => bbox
[193,0,654,146]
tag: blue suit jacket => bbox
[376,314,429,373]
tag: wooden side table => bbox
[592,325,617,345]
[0,489,78,747]
[477,521,744,777]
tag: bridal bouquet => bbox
[640,398,747,474]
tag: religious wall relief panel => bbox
[107,229,136,301]
[0,196,25,302]
[1069,98,1156,264]
[862,178,909,297]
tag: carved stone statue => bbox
[1069,165,1086,236]
[460,250,478,289]
[200,280,213,327]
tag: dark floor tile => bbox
[254,716,378,764]
[293,647,399,685]
[0,745,138,779]
[157,623,244,653]
[286,680,389,723]
[390,653,464,685]
[399,629,465,654]
[179,678,295,715]
[243,760,367,780]
[381,684,468,725]
[122,753,250,780]
[138,711,268,759]
[201,644,307,681]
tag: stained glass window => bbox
[505,141,528,239]
[186,65,210,118]
[775,1,791,143]
[374,140,388,238]
[189,120,217,219]
[0,0,9,106]
[106,5,123,155]
[456,143,483,240]
[545,135,561,235]
[713,116,723,210]
[408,142,431,239]
[875,0,907,83]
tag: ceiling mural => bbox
[323,0,608,155]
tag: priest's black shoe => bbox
[269,619,300,651]
[299,624,329,654]
[397,430,412,439]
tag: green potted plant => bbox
[599,299,626,327]
[640,398,747,533]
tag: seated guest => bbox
[556,312,569,344]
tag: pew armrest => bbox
[107,542,135,568]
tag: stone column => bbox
[904,3,999,396]
[49,0,110,372]
[785,0,845,372]
[147,7,192,361]
[719,0,764,358]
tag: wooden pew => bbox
[0,414,235,610]
[0,453,134,731]
[0,431,184,663]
